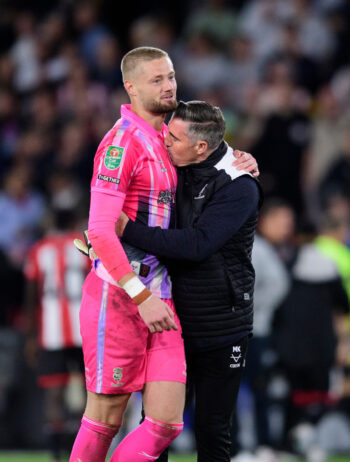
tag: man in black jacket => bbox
[116,101,262,462]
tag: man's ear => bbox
[196,140,208,155]
[124,80,136,97]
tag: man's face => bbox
[165,118,200,167]
[132,57,177,114]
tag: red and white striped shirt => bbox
[24,233,90,350]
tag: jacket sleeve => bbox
[122,176,260,262]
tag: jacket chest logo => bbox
[194,184,208,200]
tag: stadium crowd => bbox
[0,0,350,461]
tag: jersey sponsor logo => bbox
[111,367,124,387]
[97,174,120,184]
[158,189,175,204]
[104,146,124,170]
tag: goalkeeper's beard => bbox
[144,98,178,114]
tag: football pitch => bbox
[0,453,196,462]
[0,454,199,462]
[0,453,350,462]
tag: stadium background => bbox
[1,0,350,461]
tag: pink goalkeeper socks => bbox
[69,415,119,462]
[110,416,183,461]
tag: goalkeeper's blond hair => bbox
[121,47,169,81]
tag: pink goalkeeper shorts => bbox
[80,271,186,394]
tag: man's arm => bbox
[120,177,260,262]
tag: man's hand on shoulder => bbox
[232,149,259,177]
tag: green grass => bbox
[0,452,349,462]
[0,453,198,461]
[0,452,198,462]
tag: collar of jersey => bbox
[121,104,168,141]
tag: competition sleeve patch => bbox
[104,146,124,170]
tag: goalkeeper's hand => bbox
[74,230,98,260]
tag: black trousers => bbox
[157,336,249,462]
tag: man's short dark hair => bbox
[172,100,226,150]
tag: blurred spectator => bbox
[319,129,350,211]
[183,0,238,47]
[273,236,349,456]
[11,128,53,195]
[276,20,321,95]
[250,78,311,215]
[24,207,89,462]
[0,6,16,54]
[25,88,60,139]
[239,0,294,66]
[128,14,177,54]
[49,120,95,189]
[0,164,45,267]
[257,198,297,269]
[36,12,69,85]
[46,170,85,216]
[305,86,350,223]
[175,31,228,99]
[315,213,350,304]
[243,231,290,448]
[225,34,259,111]
[0,88,19,175]
[0,54,14,87]
[330,63,350,118]
[286,0,335,62]
[73,0,112,68]
[57,57,109,121]
[90,36,122,90]
[10,11,41,93]
[325,3,350,75]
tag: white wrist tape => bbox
[122,276,152,305]
[122,276,146,298]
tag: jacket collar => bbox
[178,140,228,171]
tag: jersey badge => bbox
[111,367,124,387]
[104,146,124,170]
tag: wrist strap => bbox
[133,289,152,306]
[122,276,152,305]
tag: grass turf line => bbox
[0,452,349,462]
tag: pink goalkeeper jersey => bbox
[90,104,177,299]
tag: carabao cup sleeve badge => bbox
[104,146,124,170]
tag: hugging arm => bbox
[122,177,260,262]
